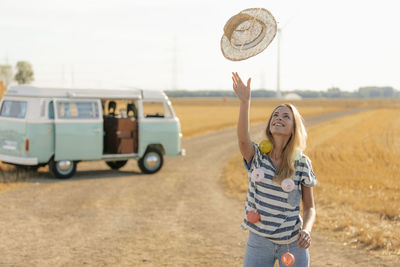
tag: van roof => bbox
[5,85,168,101]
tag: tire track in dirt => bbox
[0,107,395,266]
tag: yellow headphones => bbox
[258,139,272,154]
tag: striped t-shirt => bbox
[241,142,317,244]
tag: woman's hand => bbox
[297,229,312,249]
[232,72,251,103]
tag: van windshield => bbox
[0,100,27,118]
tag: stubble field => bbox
[219,98,400,262]
[171,98,369,138]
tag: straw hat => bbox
[221,8,277,61]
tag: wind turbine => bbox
[276,17,294,99]
[276,28,282,98]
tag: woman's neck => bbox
[270,135,289,160]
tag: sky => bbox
[1,0,399,92]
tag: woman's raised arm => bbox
[232,72,254,163]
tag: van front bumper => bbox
[0,154,39,166]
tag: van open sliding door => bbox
[53,98,103,161]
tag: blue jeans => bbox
[244,231,309,267]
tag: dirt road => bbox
[0,108,395,266]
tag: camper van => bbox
[0,85,185,178]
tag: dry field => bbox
[171,98,367,138]
[221,99,400,262]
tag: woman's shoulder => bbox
[295,153,312,167]
[296,153,317,186]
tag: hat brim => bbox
[221,8,277,61]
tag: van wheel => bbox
[49,159,77,179]
[106,160,128,170]
[138,147,163,174]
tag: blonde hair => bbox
[265,104,307,184]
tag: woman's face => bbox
[269,106,294,137]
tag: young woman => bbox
[232,72,317,267]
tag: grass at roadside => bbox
[0,164,32,192]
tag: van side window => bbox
[57,101,99,119]
[48,101,54,119]
[0,100,27,119]
[142,102,165,118]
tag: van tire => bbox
[106,160,128,170]
[138,147,163,174]
[49,159,77,179]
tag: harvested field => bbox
[170,98,365,138]
[307,108,400,258]
[221,101,400,263]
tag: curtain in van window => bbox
[57,101,99,119]
[0,101,27,118]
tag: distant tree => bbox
[358,87,370,98]
[251,89,276,98]
[370,88,381,98]
[382,87,394,98]
[0,65,13,87]
[341,91,359,98]
[325,87,342,98]
[14,61,34,84]
[293,90,321,98]
[358,86,394,98]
